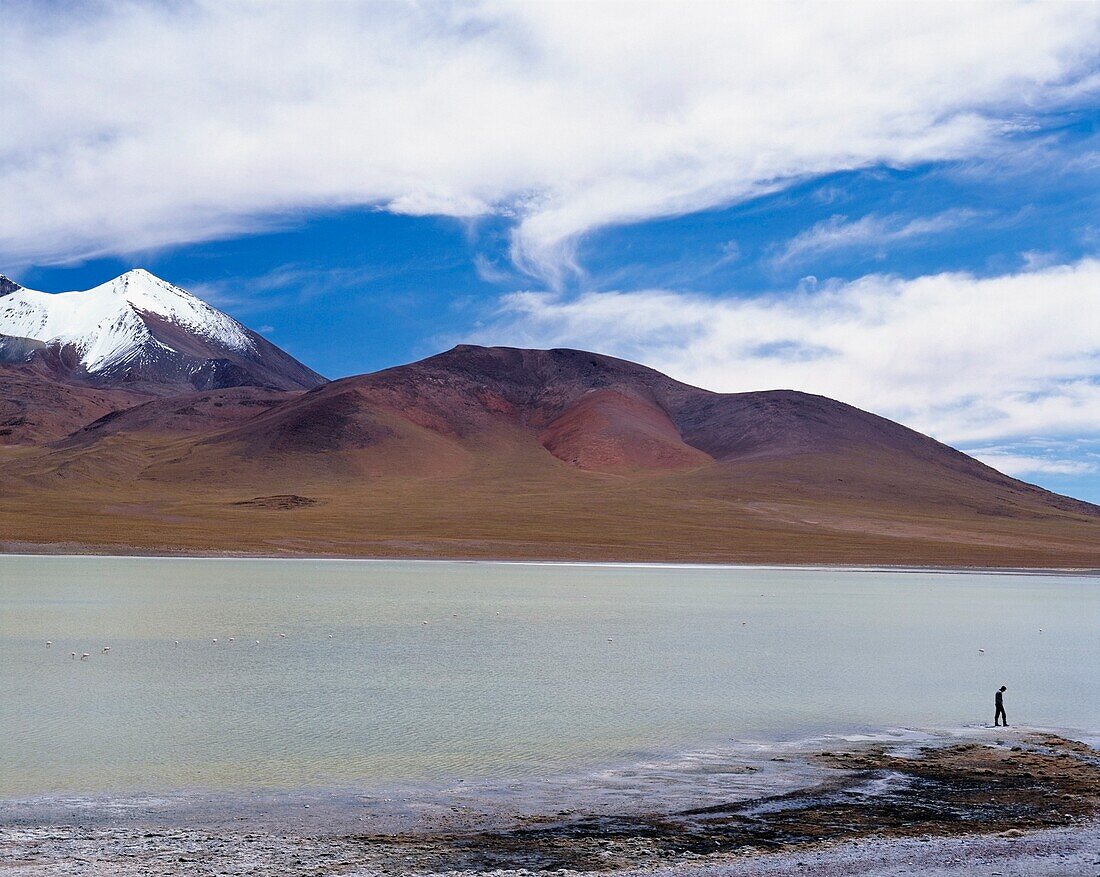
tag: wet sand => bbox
[3,731,1098,875]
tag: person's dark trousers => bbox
[995,707,1007,726]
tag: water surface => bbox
[2,557,1097,797]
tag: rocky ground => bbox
[2,733,1098,875]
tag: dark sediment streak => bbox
[353,734,1100,873]
[3,733,1098,875]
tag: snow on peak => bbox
[0,270,255,372]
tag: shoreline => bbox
[3,729,1098,875]
[6,724,1099,813]
[3,547,1100,576]
[617,824,1100,877]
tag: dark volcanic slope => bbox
[0,357,147,446]
[3,344,1099,565]
[90,310,326,394]
[56,385,299,450]
[13,311,328,395]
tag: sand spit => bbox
[2,733,1097,876]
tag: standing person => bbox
[994,685,1008,726]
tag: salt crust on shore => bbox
[3,730,1098,876]
[3,823,1098,876]
[614,824,1100,877]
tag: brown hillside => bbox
[2,344,1099,566]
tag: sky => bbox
[4,1,1100,500]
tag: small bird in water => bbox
[102,646,110,653]
[70,652,76,659]
[279,633,287,638]
[979,648,985,653]
[174,640,179,646]
[80,653,89,661]
[212,638,218,644]
[46,641,52,648]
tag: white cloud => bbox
[472,254,515,285]
[472,259,1100,446]
[184,263,386,313]
[964,447,1097,477]
[773,210,981,267]
[1,2,1098,280]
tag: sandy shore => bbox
[3,731,1098,876]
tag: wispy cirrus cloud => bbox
[772,210,982,267]
[1,2,1098,283]
[185,264,390,313]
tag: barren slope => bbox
[2,344,1099,566]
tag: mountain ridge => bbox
[0,269,325,394]
[2,277,1100,566]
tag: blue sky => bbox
[4,2,1100,500]
[18,119,1100,376]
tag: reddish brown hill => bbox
[56,386,297,449]
[181,383,476,479]
[540,389,712,472]
[185,344,1093,512]
[0,357,147,446]
[2,344,1099,565]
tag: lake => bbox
[2,556,1098,799]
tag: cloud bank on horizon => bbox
[4,1,1100,493]
[480,259,1100,445]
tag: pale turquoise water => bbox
[1,557,1097,797]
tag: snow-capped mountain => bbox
[0,269,324,392]
[0,270,253,372]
